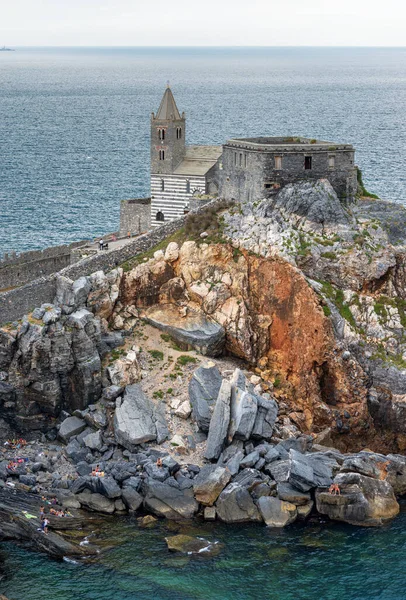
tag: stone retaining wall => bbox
[0,198,229,324]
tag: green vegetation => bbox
[297,233,311,257]
[322,305,332,317]
[177,355,197,367]
[321,251,337,260]
[167,388,173,394]
[110,348,126,361]
[373,295,406,328]
[160,333,171,343]
[321,281,357,329]
[121,226,187,272]
[372,343,406,370]
[148,349,164,361]
[356,167,379,199]
[153,390,164,399]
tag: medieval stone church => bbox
[148,85,357,229]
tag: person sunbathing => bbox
[329,483,341,495]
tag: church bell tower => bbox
[151,85,186,175]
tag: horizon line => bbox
[4,44,406,49]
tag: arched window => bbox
[186,180,191,193]
[159,150,165,161]
[176,127,182,139]
[156,211,165,222]
[158,128,165,141]
[161,179,165,191]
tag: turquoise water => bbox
[1,46,406,255]
[2,508,406,600]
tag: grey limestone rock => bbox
[144,304,225,357]
[228,369,258,441]
[251,396,278,441]
[289,450,333,492]
[143,480,199,520]
[77,490,115,514]
[204,379,231,461]
[315,472,399,527]
[257,496,297,527]
[215,482,261,523]
[193,465,232,506]
[95,476,122,499]
[83,430,103,451]
[188,362,223,431]
[114,384,160,449]
[240,450,260,469]
[58,416,86,444]
[277,482,311,505]
[122,486,143,511]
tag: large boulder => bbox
[251,396,278,441]
[289,450,333,492]
[257,496,297,527]
[189,362,223,431]
[144,304,225,357]
[315,472,399,526]
[215,483,261,523]
[114,384,167,449]
[143,480,199,520]
[76,490,115,514]
[58,416,86,444]
[122,487,143,512]
[228,369,258,441]
[204,380,231,461]
[193,465,232,506]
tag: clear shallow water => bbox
[2,509,406,600]
[0,46,405,256]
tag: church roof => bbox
[174,145,222,176]
[156,86,182,120]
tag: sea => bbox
[0,47,406,257]
[1,47,406,599]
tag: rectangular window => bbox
[161,179,164,191]
[234,152,237,166]
[328,155,335,168]
[274,156,282,170]
[304,156,312,170]
[239,153,243,166]
[244,154,248,168]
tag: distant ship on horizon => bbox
[0,46,15,51]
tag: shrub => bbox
[177,355,197,366]
[148,350,164,361]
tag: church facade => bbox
[150,86,222,227]
[150,86,358,228]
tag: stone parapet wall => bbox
[119,198,151,237]
[0,241,87,291]
[0,198,229,324]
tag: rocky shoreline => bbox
[1,364,406,561]
[3,181,406,560]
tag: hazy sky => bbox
[2,0,405,46]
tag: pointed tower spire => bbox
[155,85,181,120]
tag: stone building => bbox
[150,85,222,227]
[119,198,151,237]
[149,88,357,228]
[220,137,357,203]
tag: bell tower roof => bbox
[155,85,182,120]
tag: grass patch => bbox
[110,348,126,361]
[176,355,197,367]
[322,305,332,317]
[321,251,337,260]
[321,282,357,329]
[153,390,164,399]
[148,350,164,361]
[357,167,380,199]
